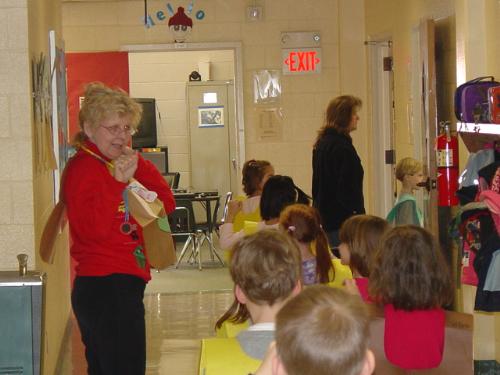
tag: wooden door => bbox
[420,19,439,236]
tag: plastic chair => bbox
[163,172,180,189]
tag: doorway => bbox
[186,81,238,199]
[124,42,245,194]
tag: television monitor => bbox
[132,98,157,149]
[140,148,169,175]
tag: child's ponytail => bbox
[315,228,334,284]
[280,204,334,284]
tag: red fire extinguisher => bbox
[436,121,459,206]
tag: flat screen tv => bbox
[132,98,157,149]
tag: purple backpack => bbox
[455,76,499,123]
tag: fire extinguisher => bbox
[436,121,459,206]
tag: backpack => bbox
[455,76,499,122]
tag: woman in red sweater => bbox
[64,82,175,375]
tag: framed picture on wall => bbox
[198,106,224,128]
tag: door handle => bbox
[232,158,237,170]
[418,177,436,193]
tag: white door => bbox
[187,81,237,200]
[368,41,395,218]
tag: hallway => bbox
[2,1,499,372]
[60,290,234,375]
[59,241,234,375]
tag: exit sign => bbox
[282,48,322,75]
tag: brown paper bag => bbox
[142,208,177,270]
[126,180,164,227]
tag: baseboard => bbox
[474,360,500,375]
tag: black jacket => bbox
[312,127,365,231]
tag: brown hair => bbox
[314,95,362,147]
[280,204,334,284]
[215,230,302,328]
[276,286,370,375]
[395,157,423,182]
[73,82,142,147]
[369,225,454,310]
[339,215,389,277]
[241,159,273,196]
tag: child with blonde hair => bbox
[255,286,375,375]
[369,225,454,370]
[200,230,302,375]
[280,204,352,287]
[338,214,389,301]
[387,157,425,226]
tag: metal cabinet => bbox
[0,272,44,375]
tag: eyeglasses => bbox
[100,124,136,136]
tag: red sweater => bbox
[64,141,175,282]
[384,304,445,370]
[354,277,372,302]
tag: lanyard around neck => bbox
[80,145,114,169]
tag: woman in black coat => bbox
[312,95,365,248]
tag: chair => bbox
[163,172,180,189]
[192,195,225,269]
[366,305,473,374]
[169,205,199,269]
[174,195,225,270]
[214,192,232,237]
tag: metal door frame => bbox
[367,38,395,218]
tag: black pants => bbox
[326,230,341,257]
[72,274,146,375]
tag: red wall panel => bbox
[66,51,129,138]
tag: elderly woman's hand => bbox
[113,147,138,183]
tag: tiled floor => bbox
[60,290,234,375]
[58,237,233,375]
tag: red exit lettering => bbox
[284,51,321,72]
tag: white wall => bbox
[0,0,34,269]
